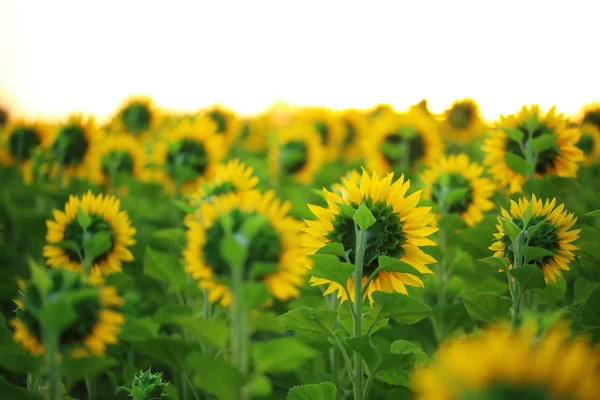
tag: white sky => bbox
[0,0,598,122]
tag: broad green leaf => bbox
[130,338,202,369]
[249,310,285,334]
[153,312,229,349]
[510,265,546,292]
[316,243,348,258]
[119,317,160,342]
[62,357,118,390]
[499,216,521,243]
[581,287,600,326]
[527,219,546,237]
[477,257,510,271]
[522,246,554,263]
[390,340,428,366]
[278,308,338,339]
[521,201,534,225]
[241,215,269,241]
[444,187,470,209]
[0,376,42,400]
[347,335,415,375]
[338,304,389,335]
[241,282,271,310]
[252,337,319,373]
[585,210,600,217]
[151,228,186,250]
[187,352,246,400]
[310,254,354,286]
[54,240,80,253]
[172,199,196,215]
[371,292,431,325]
[249,374,272,397]
[463,293,512,322]
[38,296,77,333]
[220,235,247,268]
[505,153,534,176]
[0,314,42,374]
[83,231,113,265]
[501,127,525,143]
[530,134,557,153]
[143,247,188,292]
[377,340,428,387]
[248,262,280,280]
[287,382,337,400]
[353,202,376,230]
[77,207,91,230]
[376,256,423,275]
[29,259,52,297]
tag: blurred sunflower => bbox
[421,153,495,226]
[413,322,600,400]
[0,105,8,128]
[150,117,224,196]
[11,271,124,358]
[48,115,97,185]
[577,123,600,165]
[43,191,136,278]
[199,105,240,149]
[183,190,308,306]
[89,133,147,187]
[408,99,438,123]
[268,122,324,184]
[489,194,579,282]
[367,103,395,120]
[304,169,437,304]
[239,116,269,152]
[363,108,443,174]
[440,98,487,142]
[297,107,345,162]
[578,101,600,130]
[111,95,159,139]
[339,109,367,161]
[483,105,584,194]
[0,120,50,182]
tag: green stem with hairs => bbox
[352,227,367,400]
[43,330,60,400]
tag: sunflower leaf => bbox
[504,153,534,176]
[172,199,196,215]
[521,246,555,263]
[287,382,337,400]
[376,256,423,276]
[77,207,91,230]
[463,293,512,322]
[187,351,246,400]
[143,247,188,292]
[83,231,112,266]
[500,127,525,144]
[510,265,546,292]
[477,257,510,271]
[252,337,319,373]
[62,357,118,391]
[353,202,376,230]
[316,243,348,259]
[278,308,338,339]
[310,254,354,287]
[499,216,521,244]
[585,210,600,217]
[581,287,600,326]
[521,201,534,226]
[530,134,558,153]
[371,292,431,325]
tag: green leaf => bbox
[77,207,91,230]
[53,240,81,253]
[220,235,247,268]
[377,340,428,387]
[444,187,470,208]
[241,282,271,310]
[248,262,280,280]
[353,202,376,230]
[346,335,415,375]
[172,199,196,215]
[521,201,534,225]
[119,317,159,341]
[581,287,600,326]
[0,376,42,400]
[38,296,77,333]
[187,352,246,400]
[527,219,546,237]
[530,134,557,153]
[338,304,388,335]
[143,247,188,292]
[477,257,510,271]
[501,127,525,143]
[241,215,269,242]
[62,356,118,390]
[376,256,422,275]
[510,265,546,292]
[585,210,600,217]
[522,246,554,263]
[130,338,202,369]
[310,254,354,287]
[151,228,186,250]
[83,231,113,265]
[0,314,42,373]
[505,153,534,176]
[463,293,512,322]
[499,216,521,243]
[29,259,52,297]
[287,382,337,400]
[153,312,229,349]
[252,337,319,373]
[371,292,431,325]
[390,340,428,366]
[316,243,348,258]
[278,308,338,339]
[249,311,285,334]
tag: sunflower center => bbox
[209,111,228,134]
[326,199,407,275]
[281,140,308,174]
[8,126,40,160]
[430,173,473,213]
[121,103,151,134]
[314,121,329,145]
[500,215,559,268]
[583,109,600,130]
[577,134,595,155]
[448,103,474,129]
[63,215,115,265]
[380,128,425,167]
[166,139,208,179]
[462,384,554,400]
[202,210,282,277]
[101,150,135,177]
[52,125,89,166]
[505,123,558,175]
[343,121,356,146]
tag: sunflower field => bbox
[0,98,599,400]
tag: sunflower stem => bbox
[230,256,249,400]
[352,226,367,400]
[85,377,97,400]
[43,329,61,400]
[511,234,524,323]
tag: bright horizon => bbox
[0,0,598,123]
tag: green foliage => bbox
[463,293,513,322]
[287,382,337,400]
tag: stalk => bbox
[352,227,367,400]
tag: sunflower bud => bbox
[122,368,169,400]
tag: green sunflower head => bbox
[166,139,208,181]
[448,102,474,129]
[121,102,152,135]
[123,368,169,400]
[380,127,425,168]
[281,140,308,175]
[52,124,89,166]
[8,125,41,161]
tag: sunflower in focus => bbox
[482,105,584,194]
[183,190,308,306]
[111,95,159,139]
[296,107,345,162]
[304,169,437,304]
[338,109,367,161]
[198,105,240,149]
[0,120,50,182]
[413,322,600,400]
[577,124,600,166]
[150,117,224,196]
[421,153,495,227]
[489,195,579,282]
[89,133,147,187]
[440,98,487,142]
[268,122,324,185]
[11,271,124,358]
[362,108,443,174]
[43,191,136,278]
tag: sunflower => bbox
[413,322,600,400]
[338,109,367,161]
[421,153,496,227]
[577,101,600,130]
[296,107,345,162]
[482,105,584,194]
[150,116,224,196]
[11,271,124,358]
[183,190,308,306]
[43,191,136,278]
[89,133,148,186]
[440,98,487,142]
[304,169,437,304]
[577,123,600,166]
[198,105,240,149]
[362,108,443,174]
[268,122,325,185]
[0,120,50,182]
[488,195,579,283]
[0,105,8,128]
[110,95,160,139]
[239,115,269,152]
[47,115,97,185]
